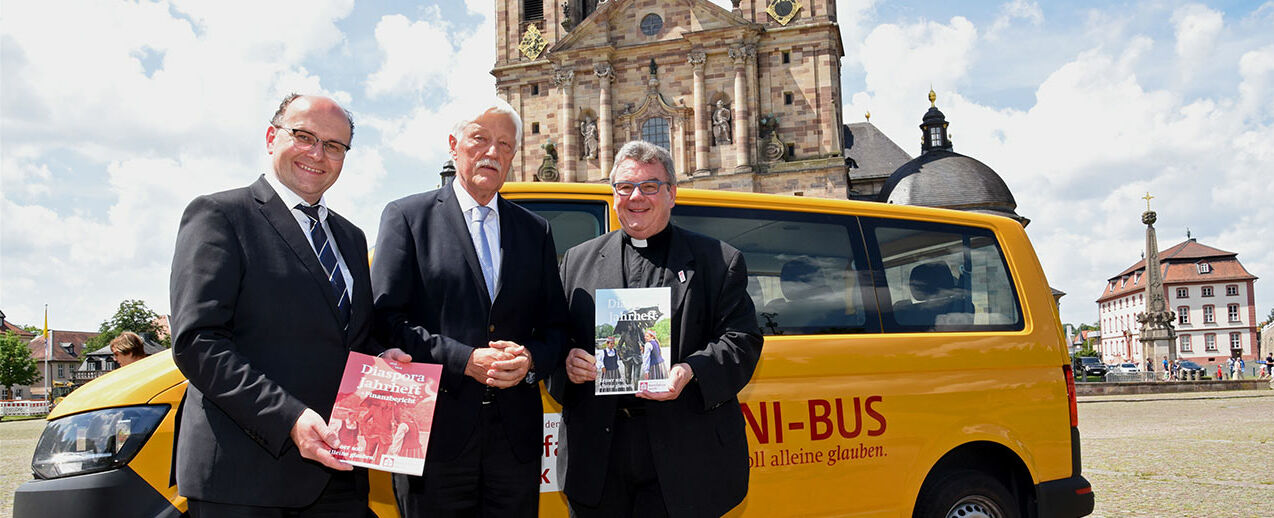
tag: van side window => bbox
[672,206,875,335]
[865,219,1023,332]
[516,201,609,263]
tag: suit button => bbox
[488,324,495,333]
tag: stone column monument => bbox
[1136,193,1177,370]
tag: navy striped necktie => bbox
[296,204,351,329]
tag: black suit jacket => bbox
[169,176,379,507]
[554,226,763,518]
[371,186,568,465]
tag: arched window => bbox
[641,117,670,150]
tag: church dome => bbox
[877,90,1027,225]
[877,149,1024,223]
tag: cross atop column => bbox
[1142,192,1153,211]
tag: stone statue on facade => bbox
[712,100,732,145]
[536,140,560,182]
[580,116,598,160]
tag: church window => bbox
[782,51,791,64]
[640,117,670,150]
[1227,304,1239,322]
[1201,286,1213,297]
[784,92,794,105]
[640,13,663,36]
[1225,284,1238,296]
[531,122,540,134]
[929,126,943,147]
[1202,305,1214,323]
[523,0,543,21]
[1178,307,1189,325]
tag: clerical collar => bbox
[623,226,672,249]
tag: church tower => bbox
[491,0,851,198]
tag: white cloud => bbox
[1172,4,1224,70]
[841,5,1274,327]
[987,0,1044,38]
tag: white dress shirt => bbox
[264,172,356,295]
[452,179,503,292]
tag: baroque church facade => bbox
[492,0,858,198]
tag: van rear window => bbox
[672,206,875,335]
[864,219,1023,332]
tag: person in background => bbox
[109,331,149,367]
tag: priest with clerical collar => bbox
[552,140,764,518]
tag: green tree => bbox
[84,299,169,352]
[0,331,40,396]
[20,324,41,334]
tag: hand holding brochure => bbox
[327,351,441,475]
[594,287,673,395]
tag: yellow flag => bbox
[43,305,49,339]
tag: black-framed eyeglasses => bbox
[275,126,350,159]
[612,180,668,196]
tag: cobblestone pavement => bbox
[0,419,44,518]
[3,392,1271,517]
[1078,390,1274,517]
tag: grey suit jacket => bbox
[170,176,378,507]
[553,226,763,518]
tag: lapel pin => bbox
[678,270,686,283]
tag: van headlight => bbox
[31,405,168,479]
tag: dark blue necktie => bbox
[296,204,351,328]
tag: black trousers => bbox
[567,410,669,518]
[399,400,540,518]
[187,469,370,518]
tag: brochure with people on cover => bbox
[594,287,673,395]
[327,351,440,475]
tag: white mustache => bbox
[476,158,501,170]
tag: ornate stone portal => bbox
[1136,193,1177,367]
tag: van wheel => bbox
[913,469,1019,518]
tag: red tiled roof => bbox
[26,330,100,361]
[2,320,35,337]
[1114,239,1236,278]
[1096,239,1255,302]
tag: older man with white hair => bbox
[371,99,569,517]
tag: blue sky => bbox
[2,0,1273,331]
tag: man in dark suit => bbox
[170,94,409,517]
[555,140,764,517]
[371,100,568,517]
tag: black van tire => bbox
[913,469,1019,518]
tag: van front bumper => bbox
[1035,475,1094,518]
[13,467,182,518]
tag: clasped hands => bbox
[465,340,533,388]
[563,348,692,401]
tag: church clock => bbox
[518,24,547,60]
[766,0,802,26]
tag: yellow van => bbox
[14,183,1093,518]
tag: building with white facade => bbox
[1096,238,1258,365]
